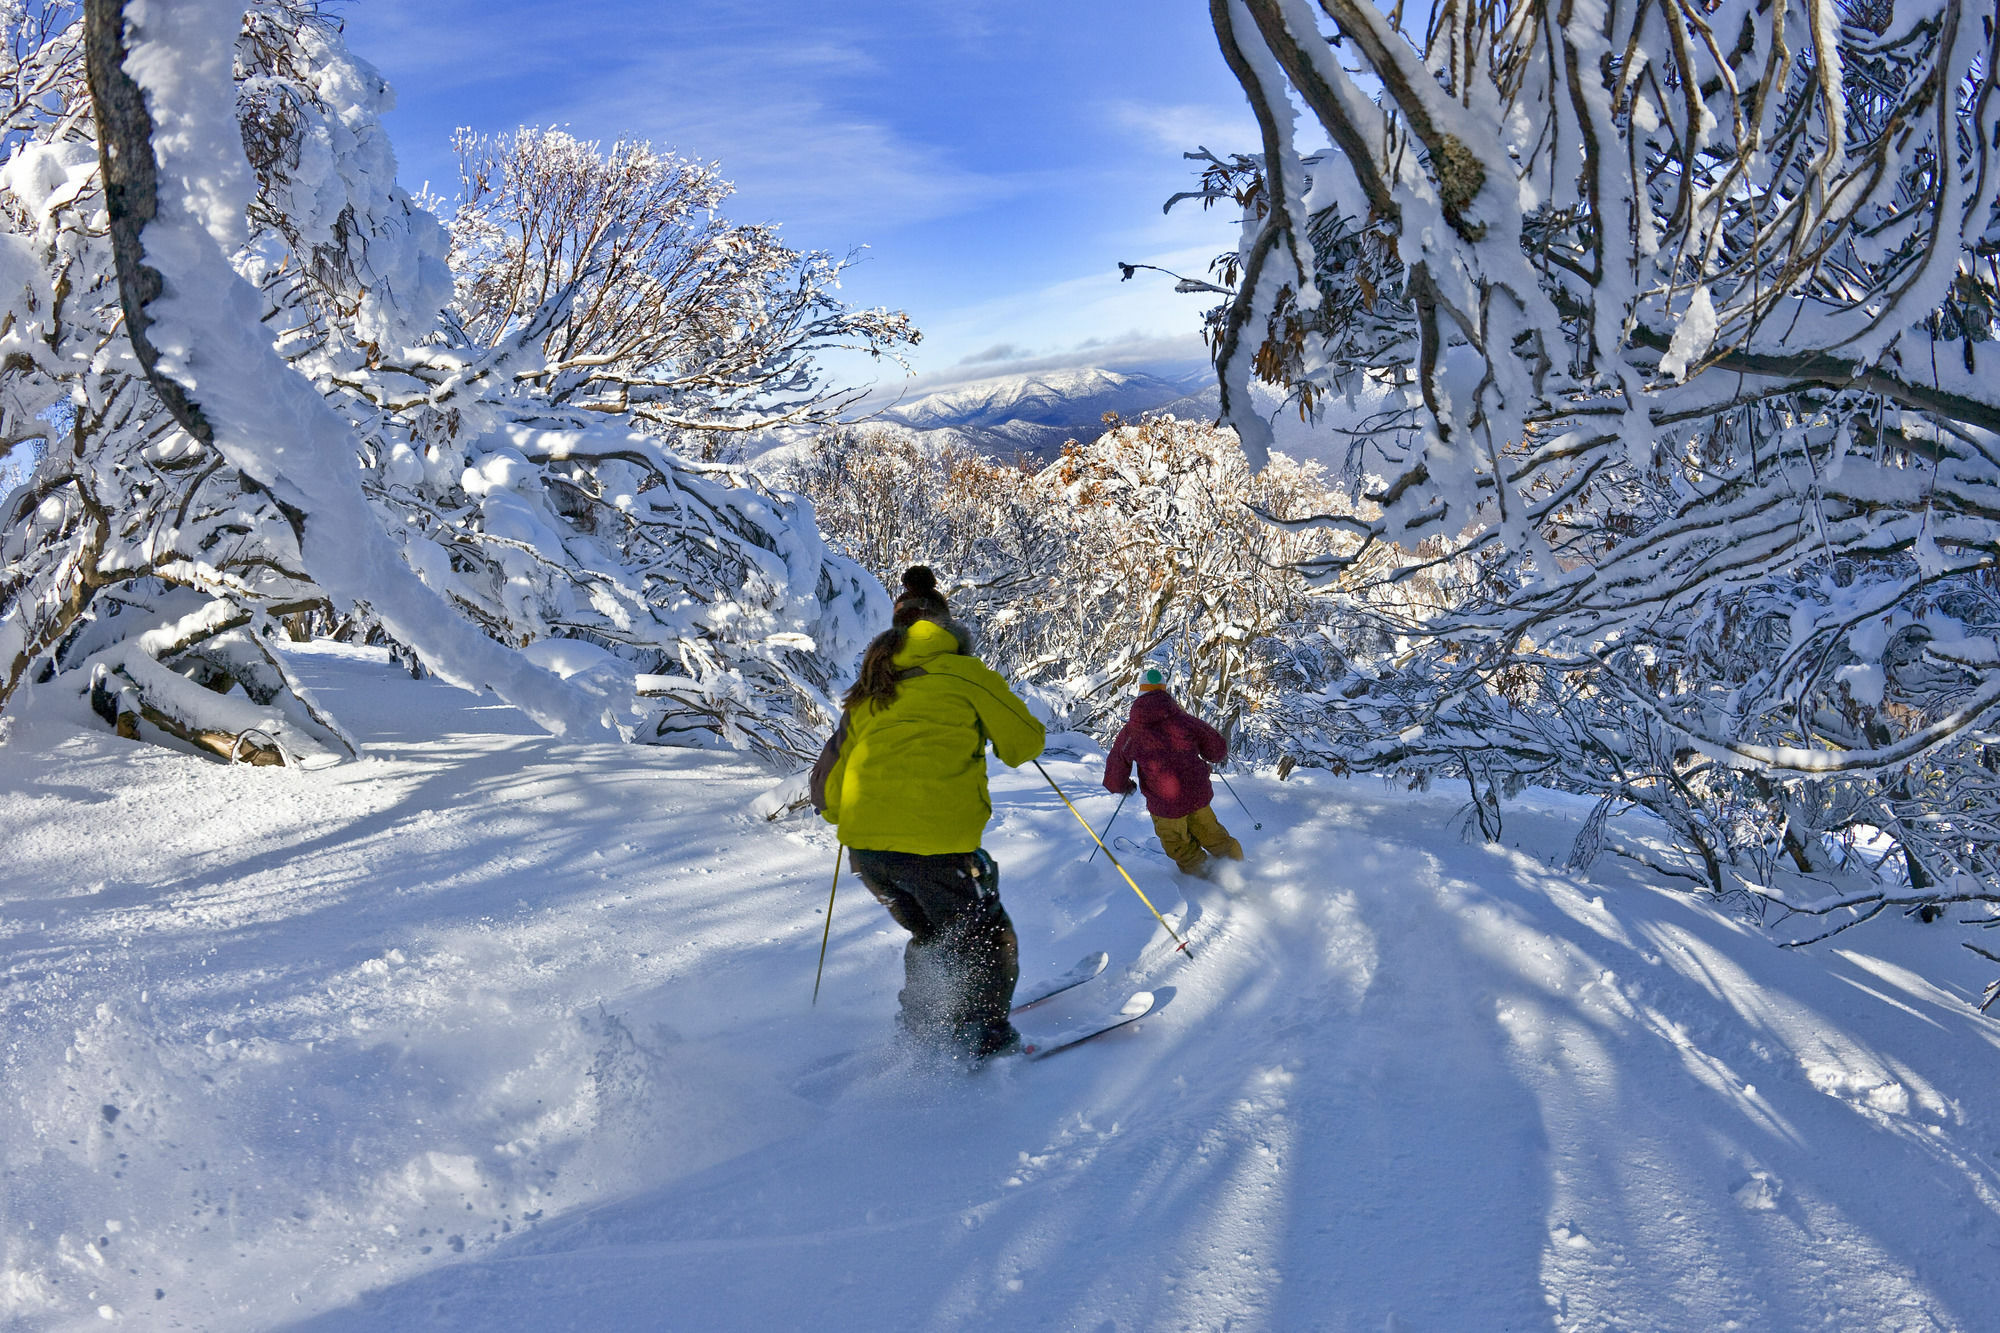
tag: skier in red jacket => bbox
[1102,668,1245,876]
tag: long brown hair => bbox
[843,566,952,713]
[843,626,909,713]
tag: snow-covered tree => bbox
[1183,1,2000,946]
[448,127,917,460]
[779,426,1057,623]
[0,0,888,767]
[783,415,1371,758]
[0,0,346,764]
[1027,415,1372,749]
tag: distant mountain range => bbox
[868,366,1220,461]
[807,361,1362,474]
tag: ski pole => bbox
[1033,759,1192,957]
[1087,790,1130,864]
[1215,770,1262,830]
[812,850,841,1006]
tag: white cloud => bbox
[830,238,1225,406]
[959,342,1035,365]
[343,4,1017,235]
[918,237,1224,346]
[570,84,1008,233]
[1104,99,1260,156]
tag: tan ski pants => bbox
[1151,805,1243,875]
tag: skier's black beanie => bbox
[892,565,951,627]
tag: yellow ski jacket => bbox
[812,619,1046,854]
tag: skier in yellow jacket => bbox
[811,566,1046,1061]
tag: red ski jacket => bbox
[1103,691,1227,820]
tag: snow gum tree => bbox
[0,0,892,767]
[784,415,1374,759]
[447,127,918,461]
[1031,415,1377,751]
[0,0,348,764]
[1190,0,2000,970]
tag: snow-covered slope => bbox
[3,646,1998,1330]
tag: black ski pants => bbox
[848,847,1019,1057]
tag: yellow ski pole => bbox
[1033,759,1192,957]
[812,850,841,1006]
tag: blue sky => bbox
[335,1,1262,397]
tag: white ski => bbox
[1021,991,1155,1059]
[1011,951,1110,1013]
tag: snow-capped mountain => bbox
[885,367,1198,430]
[873,366,1211,460]
[848,362,1365,472]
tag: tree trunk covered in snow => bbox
[84,0,217,452]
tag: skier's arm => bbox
[1190,714,1228,766]
[1104,728,1137,795]
[956,660,1045,767]
[811,713,853,822]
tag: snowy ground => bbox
[3,643,1999,1331]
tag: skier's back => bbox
[812,566,1046,1061]
[1103,669,1244,877]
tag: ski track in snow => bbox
[3,643,1999,1330]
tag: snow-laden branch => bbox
[1600,656,2000,777]
[1188,1,2000,890]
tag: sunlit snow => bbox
[3,645,1996,1329]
